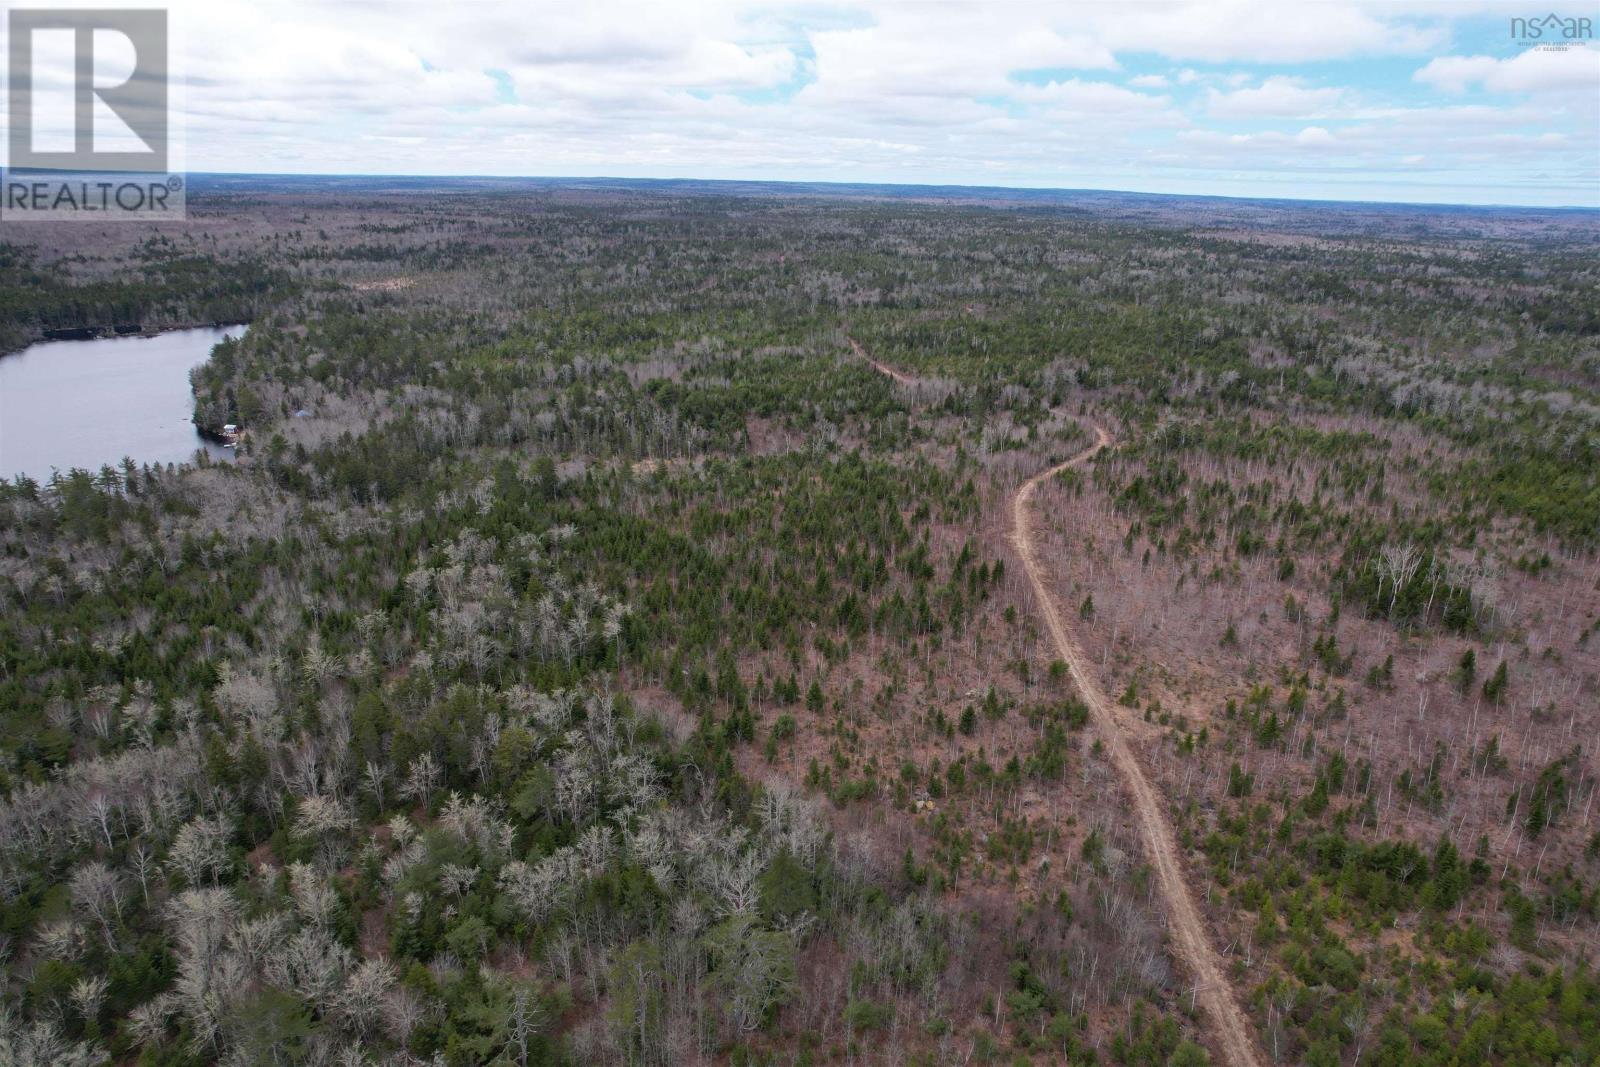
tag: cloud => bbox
[1206,76,1346,117]
[1010,78,1176,120]
[1180,125,1341,150]
[797,7,1117,110]
[15,0,1576,206]
[1414,46,1600,95]
[1089,1,1447,63]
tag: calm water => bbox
[0,324,247,482]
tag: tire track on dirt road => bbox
[1011,428,1266,1067]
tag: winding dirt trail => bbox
[849,335,1263,1064]
[848,337,917,386]
[1011,429,1265,1067]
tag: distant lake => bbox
[0,324,247,482]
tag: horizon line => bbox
[177,170,1600,214]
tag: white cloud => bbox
[1010,78,1176,120]
[1415,46,1600,94]
[1179,125,1341,150]
[1089,1,1446,63]
[1206,76,1346,118]
[10,0,1575,206]
[796,6,1116,111]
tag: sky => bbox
[5,0,1599,207]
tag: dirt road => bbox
[1011,429,1265,1067]
[846,335,1263,1064]
[848,337,918,386]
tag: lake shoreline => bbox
[0,319,250,359]
[0,324,249,481]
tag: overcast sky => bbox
[8,0,1600,206]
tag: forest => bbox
[0,180,1596,1067]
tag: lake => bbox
[0,324,248,482]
